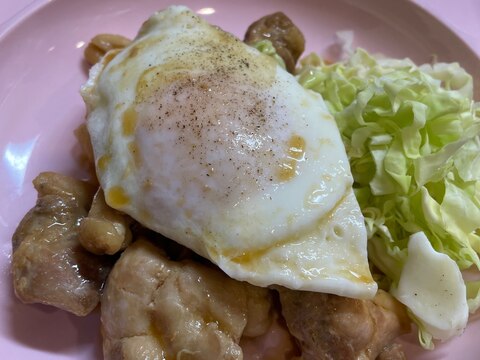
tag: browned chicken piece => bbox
[243,285,274,338]
[241,311,300,360]
[376,343,406,360]
[78,188,133,255]
[84,33,131,65]
[277,288,411,360]
[244,12,305,73]
[102,238,273,360]
[11,172,113,316]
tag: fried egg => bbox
[82,6,377,299]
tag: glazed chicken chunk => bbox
[102,239,273,360]
[78,188,133,255]
[277,287,411,360]
[11,172,113,316]
[244,12,305,73]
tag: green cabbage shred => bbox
[251,39,286,69]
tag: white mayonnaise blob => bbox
[391,232,468,341]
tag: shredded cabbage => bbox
[251,39,286,69]
[296,49,480,348]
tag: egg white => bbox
[82,5,377,299]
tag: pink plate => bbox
[1,0,479,358]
